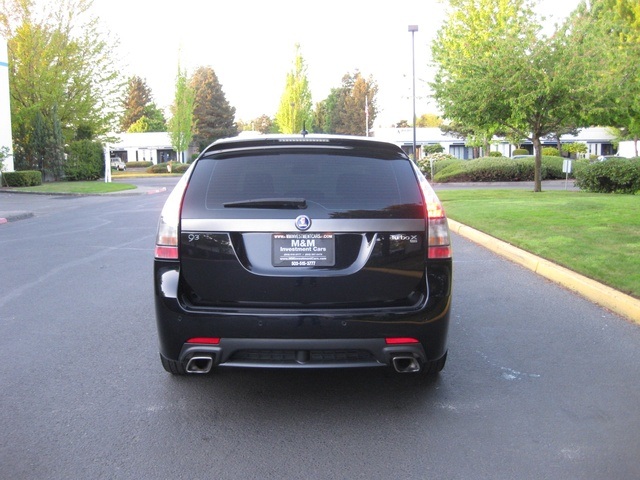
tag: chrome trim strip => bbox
[181,218,426,232]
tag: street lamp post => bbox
[408,25,418,162]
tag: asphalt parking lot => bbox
[1,178,639,479]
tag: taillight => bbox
[187,337,221,344]
[385,337,420,345]
[413,164,452,259]
[154,166,192,260]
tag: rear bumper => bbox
[154,260,451,369]
[174,338,430,370]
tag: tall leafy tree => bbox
[121,76,166,133]
[190,66,237,150]
[431,0,599,191]
[275,44,312,134]
[579,0,640,155]
[238,115,275,134]
[416,113,443,128]
[121,76,152,131]
[1,0,122,170]
[168,65,195,162]
[317,71,378,136]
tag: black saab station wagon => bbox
[154,135,452,376]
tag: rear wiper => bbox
[223,198,307,209]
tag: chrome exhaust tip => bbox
[185,356,214,374]
[392,356,422,373]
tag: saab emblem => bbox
[295,215,311,231]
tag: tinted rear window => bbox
[183,152,424,218]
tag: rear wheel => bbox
[422,351,447,375]
[160,354,187,375]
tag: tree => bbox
[318,71,378,136]
[431,0,600,191]
[238,115,274,134]
[168,65,195,162]
[190,66,237,150]
[2,0,123,169]
[416,113,443,128]
[121,76,152,131]
[275,44,312,134]
[577,0,640,156]
[139,103,167,132]
[121,76,166,132]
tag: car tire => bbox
[421,351,447,375]
[160,354,187,375]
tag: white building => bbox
[108,132,177,164]
[373,126,618,160]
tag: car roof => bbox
[199,134,408,159]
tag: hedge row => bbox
[433,156,566,183]
[146,162,190,174]
[574,158,640,194]
[1,170,43,187]
[125,161,153,168]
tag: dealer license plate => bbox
[272,233,335,267]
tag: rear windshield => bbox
[183,152,424,218]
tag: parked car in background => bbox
[597,155,627,161]
[110,157,126,171]
[154,135,453,377]
[111,157,127,171]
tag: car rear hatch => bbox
[178,143,429,310]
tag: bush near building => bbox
[146,162,190,174]
[433,156,566,183]
[64,140,104,181]
[574,157,640,194]
[2,170,43,187]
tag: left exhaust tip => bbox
[186,356,214,374]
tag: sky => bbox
[91,0,582,129]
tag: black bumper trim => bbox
[178,338,427,370]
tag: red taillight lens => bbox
[154,245,179,260]
[187,337,221,344]
[413,164,452,259]
[385,337,420,345]
[155,166,192,260]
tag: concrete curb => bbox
[448,219,640,325]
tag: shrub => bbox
[434,158,464,175]
[513,148,529,156]
[540,156,566,179]
[423,143,444,155]
[488,151,504,157]
[146,161,190,174]
[65,140,104,181]
[126,161,153,168]
[574,158,640,194]
[416,153,456,176]
[2,170,42,187]
[542,147,559,156]
[434,162,468,182]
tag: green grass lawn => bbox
[7,181,137,194]
[437,189,640,299]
